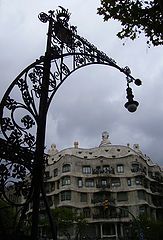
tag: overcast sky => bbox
[0,0,163,166]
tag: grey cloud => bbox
[1,0,163,167]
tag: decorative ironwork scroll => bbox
[0,6,141,240]
[0,7,137,152]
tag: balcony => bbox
[44,171,52,180]
[152,199,163,208]
[150,183,163,194]
[91,197,115,205]
[96,183,110,189]
[150,175,163,182]
[91,199,103,205]
[93,211,129,219]
[92,168,115,175]
[43,182,55,194]
[131,167,147,175]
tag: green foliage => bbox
[52,207,76,230]
[0,200,31,239]
[0,200,16,237]
[97,0,163,46]
[131,215,163,240]
[51,207,87,239]
[52,207,87,226]
[138,215,163,240]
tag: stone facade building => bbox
[39,132,163,239]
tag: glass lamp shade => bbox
[125,100,139,112]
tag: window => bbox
[96,178,109,188]
[51,182,55,191]
[78,178,83,187]
[138,190,146,200]
[54,168,58,177]
[82,166,91,174]
[144,179,148,188]
[117,164,124,173]
[101,179,107,187]
[62,176,71,186]
[127,178,131,186]
[47,197,53,207]
[103,165,110,173]
[102,223,115,236]
[139,206,146,215]
[83,208,91,218]
[44,183,50,193]
[135,177,142,185]
[111,178,121,187]
[120,207,129,217]
[80,193,87,202]
[85,178,94,187]
[131,163,139,172]
[44,171,50,179]
[61,191,71,201]
[62,164,71,173]
[92,166,101,174]
[117,192,128,201]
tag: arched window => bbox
[62,176,71,186]
[61,191,71,201]
[62,164,71,173]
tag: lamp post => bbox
[107,202,144,240]
[0,6,142,240]
[120,207,144,240]
[125,84,139,112]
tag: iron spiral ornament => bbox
[0,6,141,240]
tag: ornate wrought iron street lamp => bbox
[114,204,144,240]
[0,6,141,240]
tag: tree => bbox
[40,207,88,240]
[0,199,31,240]
[97,0,163,46]
[130,215,163,240]
[138,215,163,240]
[52,207,88,240]
[0,200,17,239]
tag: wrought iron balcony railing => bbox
[92,168,115,175]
